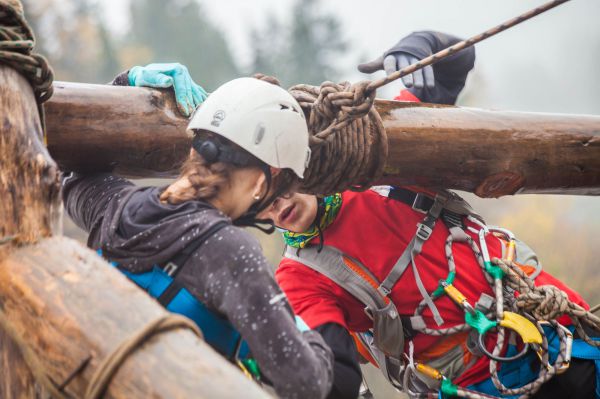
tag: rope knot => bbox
[286,80,387,194]
[515,285,570,321]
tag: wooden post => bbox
[0,62,269,398]
[45,82,600,197]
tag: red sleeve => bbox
[276,258,349,329]
[394,89,421,102]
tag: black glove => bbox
[358,31,475,105]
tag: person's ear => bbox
[251,171,267,200]
[270,167,281,178]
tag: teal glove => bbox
[295,315,310,332]
[128,63,208,117]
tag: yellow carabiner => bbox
[505,239,516,263]
[498,312,543,345]
[415,363,444,381]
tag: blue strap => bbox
[107,262,250,359]
[572,337,600,360]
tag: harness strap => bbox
[378,192,449,326]
[157,221,228,305]
[285,246,387,311]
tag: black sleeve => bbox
[184,229,334,399]
[386,31,475,105]
[62,173,133,235]
[314,322,362,399]
[110,70,130,86]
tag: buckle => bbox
[416,223,433,241]
[377,285,391,297]
[163,262,178,277]
[411,193,429,214]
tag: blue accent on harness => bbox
[97,229,251,361]
[121,265,249,360]
[467,325,600,398]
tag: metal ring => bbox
[477,331,530,362]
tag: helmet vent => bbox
[254,124,266,145]
[280,103,300,114]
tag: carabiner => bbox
[488,226,516,263]
[476,311,542,362]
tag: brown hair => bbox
[160,132,299,207]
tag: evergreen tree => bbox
[127,0,239,90]
[22,0,120,83]
[249,0,347,87]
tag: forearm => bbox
[62,173,132,233]
[231,279,334,398]
[315,323,362,399]
[110,71,130,86]
[196,236,334,398]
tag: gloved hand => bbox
[295,315,310,332]
[128,63,208,117]
[358,38,435,90]
[357,31,475,105]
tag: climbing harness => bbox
[285,186,600,398]
[98,221,261,381]
[287,0,571,195]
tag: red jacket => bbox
[276,189,588,387]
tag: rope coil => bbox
[289,82,387,195]
[0,2,54,127]
[84,314,203,399]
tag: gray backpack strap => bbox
[285,245,386,312]
[377,193,449,326]
[285,245,406,360]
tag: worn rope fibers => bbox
[290,81,387,195]
[0,3,53,103]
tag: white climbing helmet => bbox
[187,77,311,178]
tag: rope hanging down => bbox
[0,2,54,120]
[292,0,570,195]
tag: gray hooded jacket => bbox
[62,173,333,398]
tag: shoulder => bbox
[276,256,338,293]
[203,223,263,256]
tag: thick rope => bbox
[289,82,387,194]
[0,3,53,101]
[84,314,203,399]
[286,0,570,195]
[0,2,54,129]
[496,258,600,348]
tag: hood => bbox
[96,185,229,272]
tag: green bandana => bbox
[283,193,342,248]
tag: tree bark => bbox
[0,237,270,399]
[45,82,600,197]
[0,58,59,399]
[0,66,269,397]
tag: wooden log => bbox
[45,82,600,197]
[0,328,43,399]
[0,64,270,397]
[0,237,270,399]
[0,55,60,398]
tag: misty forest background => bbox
[23,0,600,396]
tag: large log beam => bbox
[0,237,270,399]
[1,64,269,397]
[45,82,600,197]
